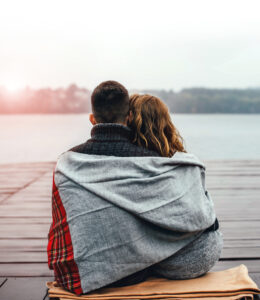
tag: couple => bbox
[47,81,223,295]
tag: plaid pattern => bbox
[47,174,83,295]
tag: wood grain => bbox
[0,277,53,300]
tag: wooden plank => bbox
[222,238,260,258]
[211,189,260,196]
[205,160,260,166]
[0,263,53,277]
[206,167,260,171]
[0,171,43,177]
[6,199,50,205]
[219,216,260,222]
[0,217,51,224]
[212,260,260,273]
[214,200,260,209]
[0,277,53,300]
[206,176,260,187]
[220,221,260,239]
[207,170,260,175]
[0,224,50,238]
[212,191,260,198]
[0,239,47,251]
[0,188,18,194]
[0,278,7,288]
[214,197,260,204]
[0,251,47,263]
[0,207,51,217]
[0,194,9,203]
[0,203,50,210]
[207,171,260,176]
[250,274,260,288]
[0,178,39,186]
[0,203,50,209]
[7,194,51,202]
[222,247,260,259]
[0,162,54,170]
[222,239,260,247]
[0,173,48,182]
[6,191,52,199]
[216,208,260,221]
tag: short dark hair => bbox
[91,81,129,123]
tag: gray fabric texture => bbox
[152,230,223,279]
[55,151,217,293]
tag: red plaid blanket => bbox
[47,173,83,295]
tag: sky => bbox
[0,0,260,91]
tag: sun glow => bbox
[4,81,25,93]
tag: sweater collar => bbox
[90,123,133,141]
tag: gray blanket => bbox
[55,151,216,293]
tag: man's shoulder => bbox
[54,140,91,168]
[69,141,88,154]
[66,139,160,157]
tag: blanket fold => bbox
[47,265,259,300]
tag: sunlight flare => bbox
[4,81,25,92]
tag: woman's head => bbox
[128,94,185,157]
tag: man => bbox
[47,81,221,295]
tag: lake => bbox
[1,114,260,163]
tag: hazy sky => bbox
[0,0,260,91]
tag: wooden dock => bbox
[0,160,259,300]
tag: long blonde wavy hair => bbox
[128,94,186,157]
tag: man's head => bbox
[90,80,130,125]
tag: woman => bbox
[122,93,223,281]
[128,93,185,157]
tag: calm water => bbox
[1,114,260,163]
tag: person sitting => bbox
[47,80,222,295]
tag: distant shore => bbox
[1,86,260,114]
[7,111,260,115]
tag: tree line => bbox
[1,84,260,113]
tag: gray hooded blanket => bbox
[47,151,216,294]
